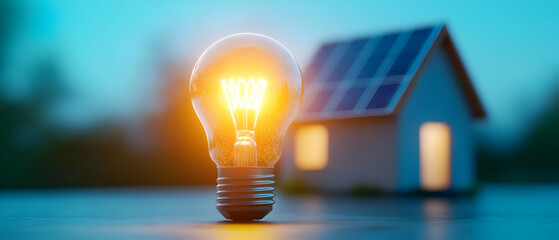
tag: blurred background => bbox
[1,0,558,189]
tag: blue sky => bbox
[3,0,559,149]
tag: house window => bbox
[295,124,328,171]
[420,122,451,191]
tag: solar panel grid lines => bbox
[303,43,337,86]
[351,78,375,88]
[363,27,436,110]
[383,25,443,112]
[386,28,433,76]
[357,33,399,80]
[354,31,414,112]
[297,24,444,121]
[323,37,382,113]
[365,27,437,110]
[308,42,350,89]
[334,87,368,111]
[301,42,350,113]
[342,37,382,83]
[381,74,407,85]
[366,83,400,109]
[325,38,369,83]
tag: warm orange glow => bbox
[175,222,322,240]
[295,124,328,171]
[420,122,451,191]
[215,224,275,240]
[221,78,267,130]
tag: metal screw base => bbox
[216,167,275,221]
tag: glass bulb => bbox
[190,33,303,221]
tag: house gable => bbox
[396,44,475,192]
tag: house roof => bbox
[297,24,485,122]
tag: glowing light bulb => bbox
[190,33,303,221]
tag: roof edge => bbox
[393,25,486,118]
[440,26,486,118]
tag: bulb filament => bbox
[221,78,267,130]
[221,78,267,166]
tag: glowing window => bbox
[420,122,451,191]
[295,124,328,171]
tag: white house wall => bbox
[397,45,474,192]
[281,117,398,192]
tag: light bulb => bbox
[190,33,303,221]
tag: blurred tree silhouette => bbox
[0,50,215,188]
[0,1,215,188]
[1,54,215,188]
[0,54,65,187]
[478,84,559,182]
[0,0,38,187]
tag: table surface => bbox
[1,184,558,239]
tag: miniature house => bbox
[280,25,485,193]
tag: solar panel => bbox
[357,33,399,79]
[300,25,441,120]
[326,38,369,82]
[386,27,433,76]
[380,74,406,85]
[334,87,367,111]
[304,43,338,85]
[366,84,400,109]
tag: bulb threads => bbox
[216,167,275,221]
